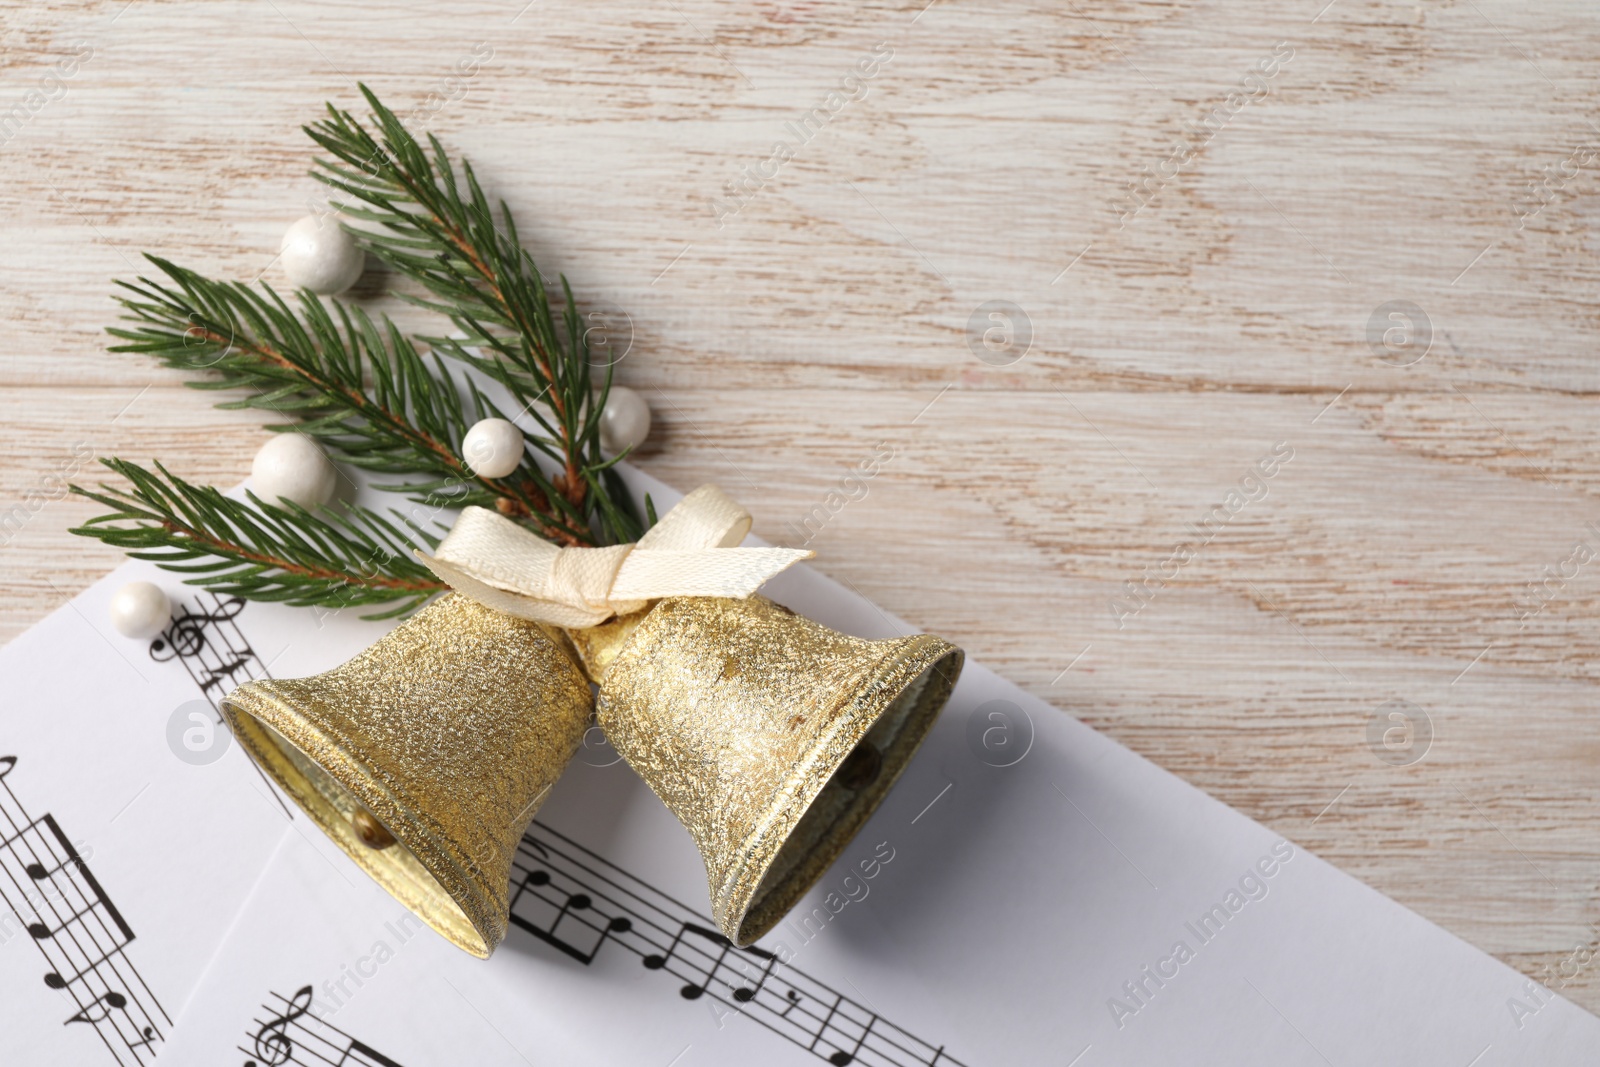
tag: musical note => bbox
[812,994,846,1060]
[338,1038,407,1067]
[731,944,779,1003]
[31,812,137,945]
[245,984,313,1067]
[825,1013,879,1066]
[642,922,737,1000]
[146,594,291,819]
[200,657,253,692]
[66,992,128,1026]
[148,597,246,663]
[0,756,169,1064]
[506,823,971,1067]
[509,867,631,964]
[239,988,407,1067]
[0,621,260,1066]
[30,900,111,940]
[44,943,135,990]
[26,855,70,880]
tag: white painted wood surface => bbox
[3,0,1599,1014]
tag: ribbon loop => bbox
[639,484,753,551]
[417,486,811,628]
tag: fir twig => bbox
[108,256,591,546]
[70,459,447,619]
[76,86,647,615]
[304,84,641,545]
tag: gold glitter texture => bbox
[593,596,963,946]
[220,594,591,957]
[221,590,965,957]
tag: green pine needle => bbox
[71,459,448,619]
[109,256,593,546]
[74,86,650,616]
[305,83,640,545]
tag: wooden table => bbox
[4,0,1598,1014]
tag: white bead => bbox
[462,418,525,479]
[599,386,651,454]
[280,215,365,295]
[251,433,339,509]
[109,581,170,640]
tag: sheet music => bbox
[239,985,407,1067]
[151,469,1600,1066]
[0,562,401,1065]
[0,760,166,1065]
[509,823,955,1066]
[149,593,293,819]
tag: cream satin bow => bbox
[416,485,813,628]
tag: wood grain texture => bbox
[3,0,1600,1014]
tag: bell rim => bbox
[221,680,506,958]
[715,632,964,946]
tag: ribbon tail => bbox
[636,484,753,551]
[609,548,814,601]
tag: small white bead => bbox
[110,581,170,640]
[599,386,651,454]
[461,418,525,479]
[280,215,365,295]
[251,433,339,509]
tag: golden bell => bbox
[579,595,963,947]
[219,594,592,958]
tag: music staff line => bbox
[512,836,933,1067]
[512,823,966,1067]
[241,985,404,1067]
[0,593,260,1064]
[150,593,293,819]
[0,757,169,1066]
[513,848,914,1067]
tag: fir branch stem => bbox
[156,511,443,595]
[370,173,583,505]
[112,256,596,547]
[71,459,449,618]
[304,85,637,536]
[75,86,648,618]
[185,321,577,543]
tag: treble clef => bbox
[149,596,245,663]
[244,984,313,1067]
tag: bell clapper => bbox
[352,807,397,850]
[833,742,883,791]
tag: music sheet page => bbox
[150,472,1600,1066]
[0,561,403,1066]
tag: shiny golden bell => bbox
[587,595,963,946]
[220,594,592,957]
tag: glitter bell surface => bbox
[221,594,592,957]
[586,595,964,946]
